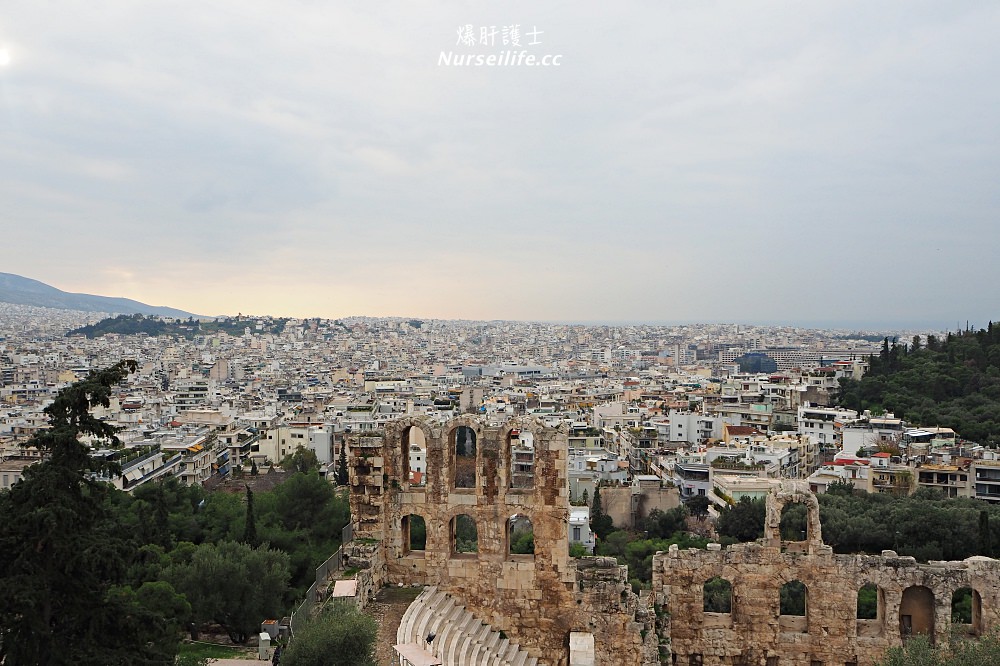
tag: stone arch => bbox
[856,582,884,637]
[703,576,732,614]
[450,513,479,556]
[447,418,482,490]
[503,419,541,490]
[951,586,983,635]
[507,512,535,558]
[391,417,434,489]
[900,585,935,642]
[765,481,823,551]
[401,513,427,555]
[780,580,807,617]
[856,582,880,620]
[778,502,808,542]
[401,423,430,488]
[779,580,808,633]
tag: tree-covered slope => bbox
[68,313,289,339]
[718,484,1000,562]
[837,324,1000,446]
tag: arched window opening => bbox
[857,583,879,620]
[404,426,427,487]
[779,502,808,543]
[404,426,426,487]
[780,580,807,617]
[508,514,535,556]
[509,429,535,489]
[402,514,426,554]
[900,586,935,643]
[951,587,982,635]
[779,580,808,633]
[453,425,477,489]
[703,577,732,614]
[400,426,411,487]
[451,514,478,555]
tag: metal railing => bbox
[288,524,354,635]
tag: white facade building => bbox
[569,507,596,554]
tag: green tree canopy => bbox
[163,540,290,644]
[0,361,180,665]
[281,446,320,474]
[281,602,377,666]
[715,488,1000,563]
[876,633,1000,666]
[642,506,688,539]
[838,323,1000,446]
[687,495,710,518]
[716,496,766,542]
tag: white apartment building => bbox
[569,507,596,554]
[797,405,858,450]
[668,409,723,445]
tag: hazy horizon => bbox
[3,2,998,325]
[3,269,970,334]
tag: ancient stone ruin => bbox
[348,415,658,665]
[348,418,1000,665]
[654,480,1000,665]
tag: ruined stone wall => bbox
[340,540,385,609]
[348,416,656,666]
[602,486,680,530]
[653,481,1000,666]
[350,428,1000,666]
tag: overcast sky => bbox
[1,1,998,328]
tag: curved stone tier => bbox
[397,586,539,666]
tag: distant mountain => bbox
[0,272,198,318]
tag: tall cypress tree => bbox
[0,361,176,664]
[242,486,258,548]
[152,484,173,550]
[337,444,349,486]
[590,485,614,541]
[979,510,992,557]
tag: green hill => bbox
[837,323,1000,446]
[68,314,289,339]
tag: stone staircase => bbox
[397,587,539,666]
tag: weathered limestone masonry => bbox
[348,415,658,665]
[338,539,383,609]
[653,480,1000,666]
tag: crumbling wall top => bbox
[764,479,824,552]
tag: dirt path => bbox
[364,586,423,665]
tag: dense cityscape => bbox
[4,1,1000,664]
[6,296,1000,664]
[2,301,899,500]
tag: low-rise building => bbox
[711,474,782,507]
[869,452,914,496]
[915,462,973,498]
[973,459,1000,504]
[569,507,595,553]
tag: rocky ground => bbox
[364,585,424,665]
